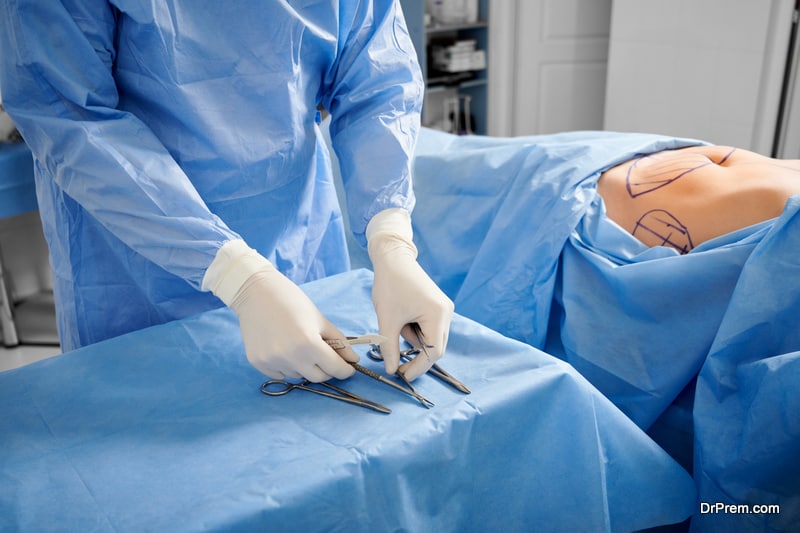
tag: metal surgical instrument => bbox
[325,334,389,350]
[349,361,435,409]
[409,322,471,394]
[367,326,471,395]
[260,379,391,414]
[326,332,434,408]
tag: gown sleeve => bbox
[0,0,240,290]
[321,0,424,246]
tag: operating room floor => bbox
[0,343,60,372]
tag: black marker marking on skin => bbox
[766,162,800,173]
[626,154,712,198]
[632,209,694,254]
[717,147,737,165]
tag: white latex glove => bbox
[367,208,454,381]
[202,240,358,382]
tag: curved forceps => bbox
[260,379,391,414]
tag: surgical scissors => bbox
[260,379,391,414]
[367,324,471,395]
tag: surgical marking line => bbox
[718,147,737,165]
[632,209,694,254]
[626,155,713,198]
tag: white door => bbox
[604,0,795,155]
[488,0,612,136]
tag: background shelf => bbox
[400,0,490,135]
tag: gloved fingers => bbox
[319,321,361,364]
[399,323,422,348]
[300,362,337,384]
[415,316,451,361]
[306,336,357,382]
[243,350,305,380]
[255,349,353,383]
[376,313,453,379]
[376,319,403,376]
[325,343,360,364]
[398,317,451,381]
[230,266,361,382]
[241,328,354,382]
[398,355,430,382]
[281,370,304,380]
[399,330,448,380]
[266,370,288,381]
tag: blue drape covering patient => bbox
[410,128,800,532]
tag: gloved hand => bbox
[202,240,358,382]
[367,208,454,381]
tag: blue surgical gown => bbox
[0,0,422,351]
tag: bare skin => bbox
[597,146,800,253]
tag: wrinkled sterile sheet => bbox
[0,269,694,532]
[411,128,800,532]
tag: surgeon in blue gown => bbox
[0,0,453,382]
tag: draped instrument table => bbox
[0,269,695,532]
